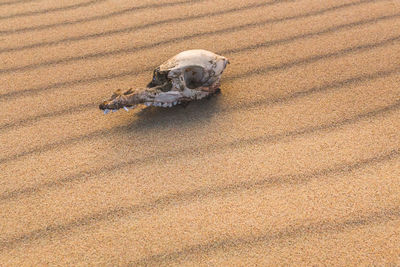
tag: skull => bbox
[99,49,229,113]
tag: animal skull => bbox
[99,49,229,114]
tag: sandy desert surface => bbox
[1,0,400,265]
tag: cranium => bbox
[99,49,229,113]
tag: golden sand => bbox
[0,0,400,265]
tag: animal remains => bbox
[99,49,229,114]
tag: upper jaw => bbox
[99,97,137,114]
[98,101,134,111]
[99,96,125,110]
[99,100,116,110]
[99,89,139,111]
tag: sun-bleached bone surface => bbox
[99,49,229,114]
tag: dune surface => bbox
[1,0,400,265]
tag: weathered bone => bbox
[99,49,229,113]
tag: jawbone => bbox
[99,87,214,114]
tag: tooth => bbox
[123,107,129,112]
[112,109,117,112]
[163,103,168,107]
[173,101,177,105]
[168,103,172,107]
[145,102,151,106]
[103,109,110,114]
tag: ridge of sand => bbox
[1,0,399,265]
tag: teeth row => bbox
[145,101,179,107]
[103,106,135,114]
[103,101,180,114]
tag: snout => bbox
[99,100,112,110]
[99,90,124,110]
[99,99,126,111]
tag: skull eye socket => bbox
[183,66,205,89]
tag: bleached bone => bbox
[99,49,229,113]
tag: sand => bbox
[0,0,400,265]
